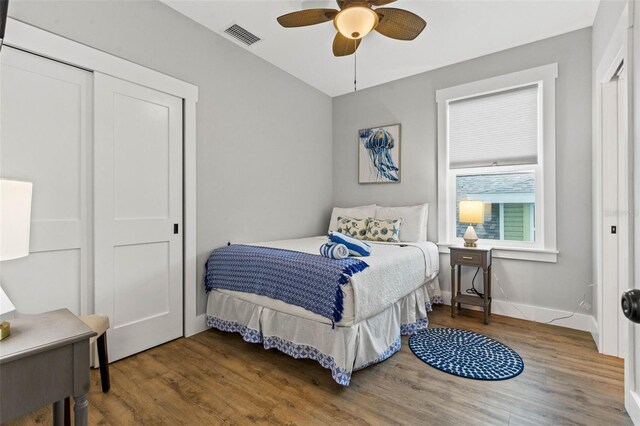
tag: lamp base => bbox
[0,321,10,340]
[463,225,478,248]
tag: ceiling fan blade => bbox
[333,32,361,57]
[375,8,427,40]
[371,0,397,5]
[277,9,338,28]
[337,0,347,10]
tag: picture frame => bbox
[358,124,401,184]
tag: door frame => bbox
[593,2,632,357]
[3,18,206,337]
[629,0,640,422]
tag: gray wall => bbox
[8,0,334,315]
[333,28,593,313]
[592,0,627,68]
[7,0,597,316]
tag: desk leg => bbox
[488,265,492,316]
[450,265,456,318]
[457,265,462,310]
[53,400,64,426]
[483,267,490,324]
[73,394,89,426]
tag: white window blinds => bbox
[448,84,539,169]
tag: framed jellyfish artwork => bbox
[358,124,401,184]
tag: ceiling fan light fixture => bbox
[334,6,379,40]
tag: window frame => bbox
[436,64,559,263]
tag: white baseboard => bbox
[439,291,593,332]
[627,390,640,426]
[185,313,209,337]
[590,316,600,351]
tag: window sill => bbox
[437,242,558,263]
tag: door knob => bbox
[621,289,640,323]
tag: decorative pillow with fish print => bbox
[336,216,370,240]
[366,218,402,242]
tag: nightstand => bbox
[450,246,492,324]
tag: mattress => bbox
[214,236,440,326]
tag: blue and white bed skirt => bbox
[205,278,436,386]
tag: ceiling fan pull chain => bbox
[354,39,357,92]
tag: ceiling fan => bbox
[277,0,427,57]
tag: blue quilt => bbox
[205,245,369,324]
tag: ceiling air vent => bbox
[224,24,261,47]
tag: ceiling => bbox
[161,0,599,97]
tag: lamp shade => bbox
[459,200,484,224]
[0,286,15,320]
[334,6,379,40]
[0,179,33,261]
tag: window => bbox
[437,64,558,262]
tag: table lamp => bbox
[0,179,33,340]
[459,200,484,248]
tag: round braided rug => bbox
[408,327,524,380]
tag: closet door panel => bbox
[113,93,170,219]
[0,47,92,315]
[94,72,183,362]
[113,241,170,328]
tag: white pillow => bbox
[375,203,428,242]
[328,205,377,233]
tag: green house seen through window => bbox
[456,173,535,242]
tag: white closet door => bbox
[94,73,183,361]
[0,47,92,315]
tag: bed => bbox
[204,234,441,386]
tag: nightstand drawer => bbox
[454,251,484,266]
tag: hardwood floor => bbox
[6,306,631,425]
